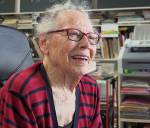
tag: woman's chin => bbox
[72,67,89,76]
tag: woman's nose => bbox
[78,35,91,49]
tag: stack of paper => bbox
[120,96,150,119]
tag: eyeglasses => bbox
[47,28,100,45]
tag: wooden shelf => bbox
[86,7,150,12]
[93,20,150,28]
[120,92,150,96]
[118,20,150,26]
[99,58,118,62]
[120,118,150,123]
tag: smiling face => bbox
[40,10,97,77]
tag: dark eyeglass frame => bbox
[47,28,100,45]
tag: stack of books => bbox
[116,11,144,24]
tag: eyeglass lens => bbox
[67,29,99,45]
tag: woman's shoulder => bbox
[81,74,97,84]
[3,62,43,95]
[79,75,98,92]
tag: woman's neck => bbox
[43,59,81,92]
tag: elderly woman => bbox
[0,1,102,128]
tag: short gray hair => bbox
[36,1,90,35]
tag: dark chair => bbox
[0,25,34,87]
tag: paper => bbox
[101,23,119,37]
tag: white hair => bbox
[36,0,90,35]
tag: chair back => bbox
[0,25,34,82]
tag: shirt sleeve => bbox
[89,85,103,128]
[0,87,37,128]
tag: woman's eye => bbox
[70,31,79,35]
[88,35,95,39]
[69,32,81,38]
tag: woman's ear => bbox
[38,34,49,55]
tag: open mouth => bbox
[71,55,89,62]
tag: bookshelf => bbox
[90,7,150,128]
[1,2,150,61]
[95,76,118,128]
[90,7,150,73]
[118,75,150,128]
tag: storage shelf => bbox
[93,20,150,28]
[86,7,150,12]
[120,92,150,96]
[118,20,150,26]
[99,58,118,62]
[120,118,150,123]
[120,74,150,77]
[17,26,33,30]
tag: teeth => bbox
[72,55,88,60]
